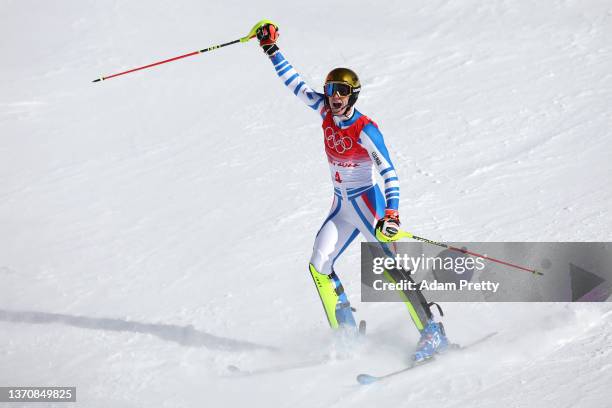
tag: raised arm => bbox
[256,24,325,116]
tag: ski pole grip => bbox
[241,19,279,42]
[375,229,412,243]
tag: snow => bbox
[1,0,611,406]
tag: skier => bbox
[255,23,449,361]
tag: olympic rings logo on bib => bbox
[324,127,353,154]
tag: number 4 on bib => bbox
[335,171,342,183]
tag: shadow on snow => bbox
[0,309,277,352]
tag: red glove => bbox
[256,23,279,56]
[376,209,401,238]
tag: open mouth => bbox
[331,101,345,110]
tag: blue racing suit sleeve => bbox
[359,123,400,211]
[268,51,326,118]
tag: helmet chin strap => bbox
[332,104,354,119]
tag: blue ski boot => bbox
[413,319,449,362]
[330,271,357,329]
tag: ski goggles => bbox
[324,82,352,97]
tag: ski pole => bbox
[376,229,544,276]
[92,19,277,83]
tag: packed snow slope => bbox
[1,0,612,407]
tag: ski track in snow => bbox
[1,0,611,406]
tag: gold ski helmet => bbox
[324,67,361,111]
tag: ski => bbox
[356,331,498,385]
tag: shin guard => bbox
[309,263,356,329]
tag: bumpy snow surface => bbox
[1,1,611,407]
